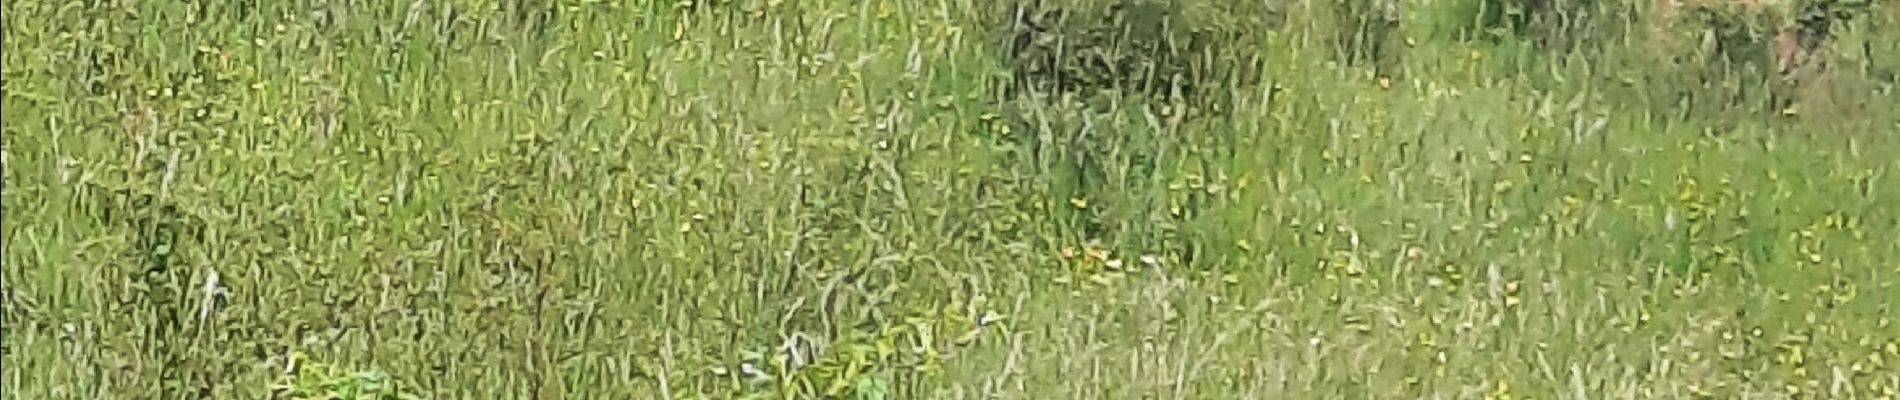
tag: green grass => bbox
[3,0,1898,398]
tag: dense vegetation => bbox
[3,0,1897,398]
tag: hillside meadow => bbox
[3,0,1898,398]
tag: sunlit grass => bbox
[2,0,1896,399]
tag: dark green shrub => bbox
[1791,0,1878,44]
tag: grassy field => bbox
[3,0,1898,398]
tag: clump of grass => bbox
[273,357,418,400]
[1441,0,1635,53]
[1325,0,1407,76]
[994,0,1261,109]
